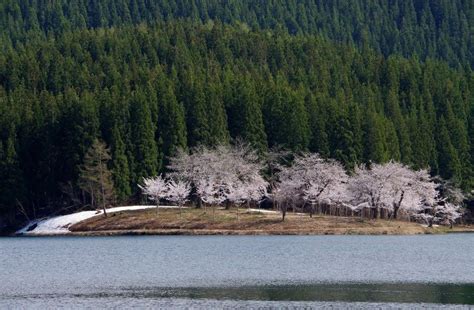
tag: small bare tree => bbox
[78,139,115,217]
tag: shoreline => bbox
[12,207,474,237]
[15,226,474,237]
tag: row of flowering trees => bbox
[139,177,191,217]
[141,144,464,226]
[274,153,463,225]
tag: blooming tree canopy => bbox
[151,145,465,226]
[139,175,168,205]
[275,153,348,202]
[167,179,191,206]
[347,162,439,219]
[168,143,268,206]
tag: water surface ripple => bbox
[0,234,472,308]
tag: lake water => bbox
[0,234,473,309]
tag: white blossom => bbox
[167,179,191,206]
[168,143,268,206]
[139,175,168,204]
[275,153,349,205]
[346,161,439,219]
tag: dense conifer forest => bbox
[1,0,473,67]
[0,1,473,228]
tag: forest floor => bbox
[67,207,474,236]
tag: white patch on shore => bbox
[420,224,440,228]
[246,208,279,214]
[17,205,179,235]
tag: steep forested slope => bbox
[1,0,473,67]
[0,2,473,228]
[1,22,473,223]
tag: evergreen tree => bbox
[263,78,309,151]
[0,128,26,225]
[0,18,472,223]
[185,77,211,147]
[110,124,131,201]
[385,88,412,163]
[348,102,363,164]
[436,117,462,185]
[225,75,267,151]
[306,93,330,157]
[363,105,388,164]
[130,90,159,185]
[157,80,187,158]
[204,80,229,146]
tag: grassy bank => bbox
[67,207,473,236]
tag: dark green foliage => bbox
[225,74,267,151]
[156,78,187,158]
[0,126,25,224]
[0,16,472,223]
[110,123,131,201]
[1,1,472,67]
[130,89,160,184]
[436,117,462,186]
[263,77,310,151]
[205,80,230,146]
[306,94,329,157]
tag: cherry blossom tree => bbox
[271,178,300,221]
[166,145,465,226]
[414,202,462,228]
[346,164,388,218]
[166,179,191,217]
[346,162,439,220]
[275,153,349,217]
[226,183,247,220]
[139,175,168,215]
[300,155,349,216]
[168,143,268,212]
[433,202,462,228]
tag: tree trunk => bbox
[90,186,95,209]
[393,191,404,220]
[393,205,399,220]
[279,202,286,222]
[99,152,107,217]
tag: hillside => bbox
[0,2,473,229]
[1,0,472,67]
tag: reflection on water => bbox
[2,284,474,309]
[153,283,474,304]
[2,298,471,309]
[0,234,473,308]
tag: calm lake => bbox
[0,234,473,309]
